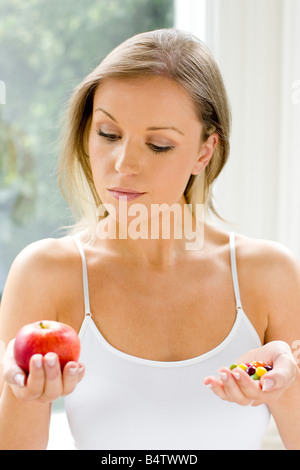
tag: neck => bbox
[97,197,205,269]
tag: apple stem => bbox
[39,321,48,329]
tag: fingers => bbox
[5,350,84,403]
[203,376,228,401]
[219,368,257,406]
[204,367,266,406]
[3,339,27,388]
[203,342,298,407]
[224,367,264,405]
[260,350,297,394]
[62,361,85,396]
[36,353,63,402]
[24,354,45,397]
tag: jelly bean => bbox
[256,366,267,377]
[228,362,272,380]
[246,365,256,376]
[251,373,260,380]
[251,361,265,367]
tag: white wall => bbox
[177,0,300,258]
[276,0,300,257]
[175,0,207,41]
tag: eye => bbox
[96,129,121,142]
[148,143,175,154]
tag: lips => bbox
[107,187,146,201]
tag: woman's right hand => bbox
[3,339,85,403]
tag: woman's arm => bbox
[0,240,84,450]
[0,383,51,450]
[261,244,300,449]
[204,240,300,450]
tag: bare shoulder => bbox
[234,232,300,343]
[206,222,300,295]
[10,236,78,267]
[235,232,300,281]
[0,237,81,342]
[205,223,299,271]
[3,237,80,296]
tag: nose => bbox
[114,140,141,176]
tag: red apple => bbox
[14,320,81,373]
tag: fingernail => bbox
[68,366,79,376]
[232,370,240,380]
[14,373,25,387]
[219,372,228,381]
[204,383,213,389]
[33,355,43,368]
[262,379,274,391]
[45,353,57,367]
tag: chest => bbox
[86,260,239,361]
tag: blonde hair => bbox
[58,28,231,241]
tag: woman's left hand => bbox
[203,340,298,407]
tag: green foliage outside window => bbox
[0,0,174,288]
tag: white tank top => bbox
[64,233,270,450]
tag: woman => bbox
[0,29,300,450]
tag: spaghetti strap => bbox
[73,236,92,317]
[229,232,243,311]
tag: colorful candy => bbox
[229,361,273,381]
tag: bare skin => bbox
[1,76,300,449]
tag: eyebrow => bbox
[95,107,117,122]
[94,107,185,136]
[147,126,185,136]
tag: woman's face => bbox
[88,76,216,220]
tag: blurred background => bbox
[1,0,299,450]
[0,0,174,295]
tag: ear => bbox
[191,133,219,176]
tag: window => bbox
[0,0,174,295]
